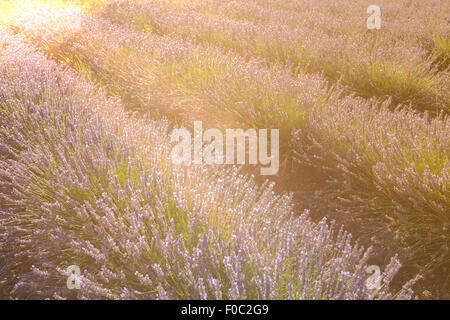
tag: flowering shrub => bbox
[1,0,448,298]
[9,3,449,290]
[0,30,416,299]
[98,0,450,113]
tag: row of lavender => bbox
[0,29,416,299]
[10,3,449,293]
[99,0,450,113]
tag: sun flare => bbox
[0,0,83,26]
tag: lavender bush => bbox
[99,0,450,113]
[0,30,415,299]
[10,4,449,291]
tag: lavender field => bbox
[0,0,449,300]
